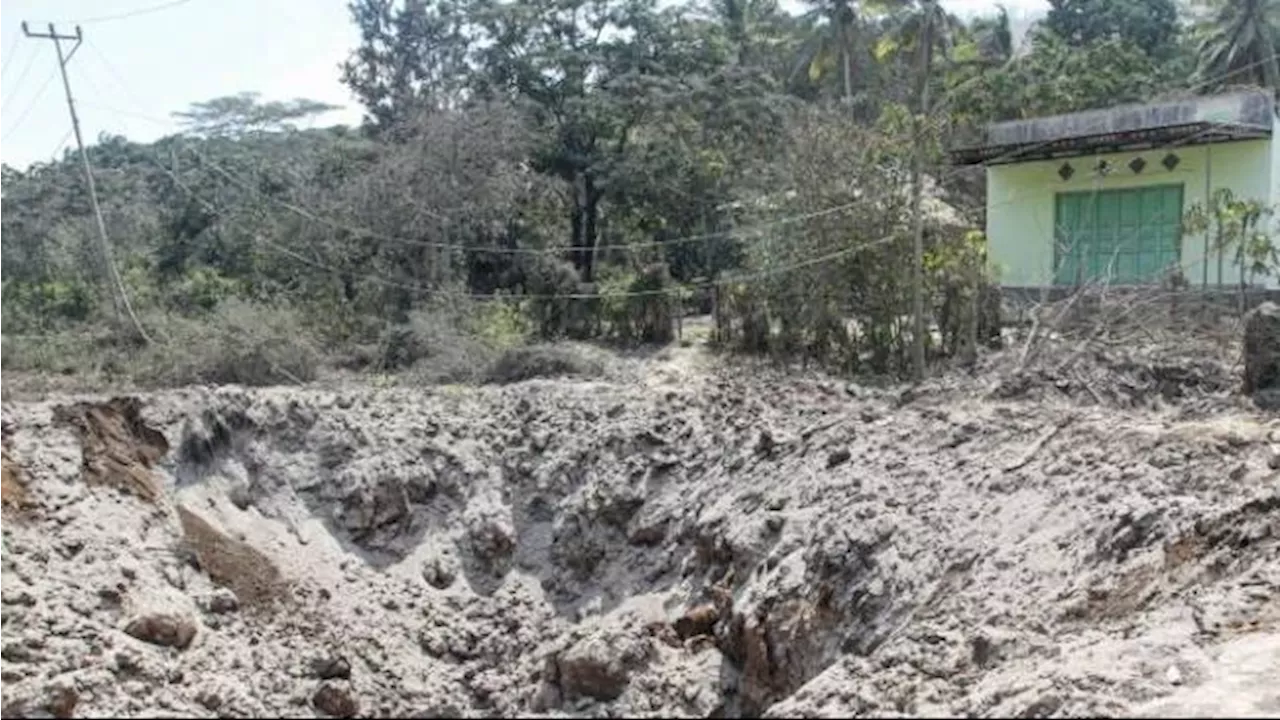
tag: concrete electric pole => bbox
[20,22,151,343]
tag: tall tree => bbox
[874,0,958,379]
[1194,0,1280,94]
[968,5,1014,65]
[342,0,475,127]
[792,0,869,106]
[172,93,342,137]
[1044,0,1180,58]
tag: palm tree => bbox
[968,5,1014,66]
[791,0,866,103]
[1195,0,1280,96]
[709,0,781,66]
[875,0,963,380]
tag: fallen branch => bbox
[1003,415,1076,472]
[799,412,853,442]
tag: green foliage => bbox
[134,300,322,387]
[0,0,1233,387]
[1045,0,1181,57]
[172,93,343,137]
[1193,0,1280,93]
[1184,189,1280,291]
[947,28,1194,124]
[1,279,98,332]
[482,343,608,384]
[598,263,677,345]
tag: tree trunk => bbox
[839,21,854,104]
[908,13,933,382]
[568,172,603,283]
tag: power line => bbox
[1,67,59,141]
[20,21,154,345]
[55,0,198,26]
[47,126,75,160]
[1,30,24,78]
[145,144,898,299]
[73,38,1280,263]
[67,37,1280,296]
[1,43,42,112]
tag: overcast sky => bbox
[0,0,1050,171]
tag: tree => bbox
[341,0,475,126]
[946,28,1193,123]
[792,0,871,108]
[172,93,341,137]
[967,5,1014,65]
[704,0,783,66]
[1044,0,1180,58]
[1194,0,1280,94]
[875,0,961,380]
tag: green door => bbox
[1054,185,1183,285]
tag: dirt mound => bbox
[51,397,170,503]
[1,355,1277,718]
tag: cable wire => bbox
[1,43,41,112]
[147,146,902,300]
[55,0,198,26]
[1,31,24,78]
[1,67,59,141]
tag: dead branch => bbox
[1003,414,1075,472]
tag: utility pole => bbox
[21,22,151,344]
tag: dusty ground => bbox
[1,336,1278,718]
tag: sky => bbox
[0,0,1050,171]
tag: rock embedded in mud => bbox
[194,689,222,711]
[207,589,239,615]
[826,448,852,468]
[123,613,197,650]
[422,555,457,589]
[312,683,359,718]
[673,603,720,640]
[310,655,352,680]
[555,630,652,702]
[46,687,77,720]
[1244,302,1280,409]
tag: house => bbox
[951,89,1280,294]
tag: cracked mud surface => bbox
[2,346,1278,718]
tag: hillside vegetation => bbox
[0,0,1266,388]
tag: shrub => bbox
[134,299,321,387]
[598,263,676,345]
[482,343,606,384]
[371,301,529,383]
[1,330,108,376]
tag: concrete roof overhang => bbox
[950,89,1275,166]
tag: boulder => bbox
[312,683,359,718]
[1243,302,1280,409]
[555,628,653,701]
[123,612,197,650]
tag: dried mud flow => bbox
[1,347,1278,719]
